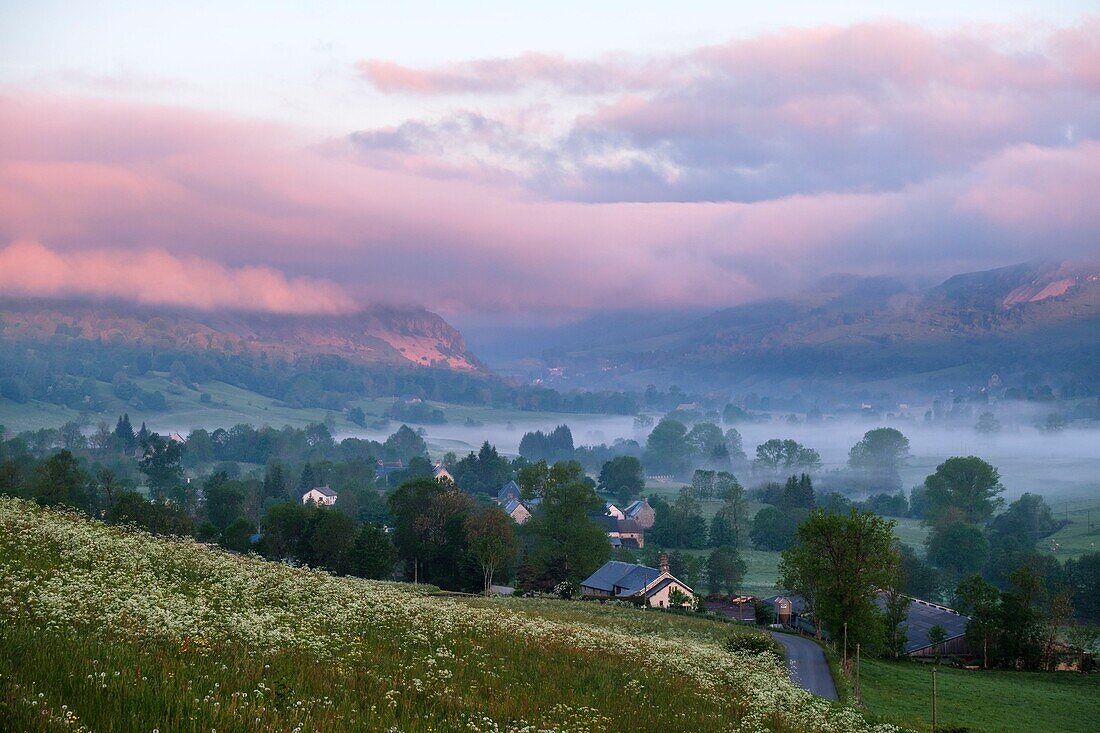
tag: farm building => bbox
[580,555,693,608]
[763,592,972,658]
[622,498,655,529]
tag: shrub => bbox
[724,633,783,661]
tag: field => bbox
[0,498,896,733]
[858,658,1100,733]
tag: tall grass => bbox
[0,498,898,732]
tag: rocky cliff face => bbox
[0,300,485,373]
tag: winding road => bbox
[769,631,839,700]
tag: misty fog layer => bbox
[304,413,1100,502]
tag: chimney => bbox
[659,553,669,575]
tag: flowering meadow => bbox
[0,497,903,732]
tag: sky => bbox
[0,1,1097,321]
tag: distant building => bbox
[503,498,532,524]
[169,432,186,444]
[590,514,645,549]
[623,498,655,529]
[496,480,521,505]
[375,460,405,481]
[432,463,454,483]
[604,502,624,520]
[763,591,971,657]
[580,555,693,608]
[302,486,338,506]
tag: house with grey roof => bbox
[763,591,971,657]
[580,555,693,608]
[589,514,646,549]
[497,480,521,504]
[302,486,338,506]
[622,498,655,529]
[503,498,532,524]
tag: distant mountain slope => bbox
[541,260,1100,390]
[0,299,485,373]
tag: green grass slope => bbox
[0,498,895,733]
[859,658,1100,733]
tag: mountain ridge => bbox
[0,298,486,374]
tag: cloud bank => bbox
[1,18,1098,318]
[0,241,356,314]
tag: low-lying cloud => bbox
[2,13,1099,322]
[0,241,357,314]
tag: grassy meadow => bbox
[858,658,1100,733]
[0,498,899,733]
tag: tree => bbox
[521,461,609,588]
[348,406,367,427]
[923,457,1004,526]
[262,462,290,503]
[708,545,747,595]
[31,450,90,510]
[754,439,821,474]
[708,472,748,547]
[349,522,397,580]
[261,501,311,561]
[138,433,184,501]
[465,506,518,595]
[724,428,746,464]
[685,422,729,468]
[881,587,911,659]
[598,456,645,506]
[453,441,514,494]
[749,506,805,551]
[974,412,1001,434]
[779,509,901,652]
[388,477,474,589]
[927,522,989,576]
[518,425,574,463]
[927,624,948,664]
[222,517,254,553]
[848,428,910,491]
[644,418,690,476]
[382,425,427,462]
[114,413,136,451]
[650,489,708,549]
[955,575,1000,669]
[781,473,815,510]
[204,472,245,530]
[305,508,358,575]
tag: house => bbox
[169,432,186,444]
[503,498,532,524]
[580,555,693,608]
[623,498,655,529]
[604,502,625,519]
[432,463,454,483]
[302,486,338,506]
[400,394,423,405]
[375,460,405,480]
[877,595,970,658]
[590,514,645,549]
[763,592,972,658]
[496,480,521,504]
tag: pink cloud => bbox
[0,240,357,314]
[358,52,669,95]
[957,141,1100,230]
[0,89,1095,318]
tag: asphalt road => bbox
[769,631,839,700]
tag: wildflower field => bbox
[0,498,899,732]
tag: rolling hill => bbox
[525,261,1100,392]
